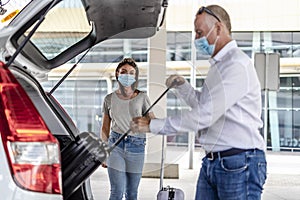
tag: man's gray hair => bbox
[207,5,231,33]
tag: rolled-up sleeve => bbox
[149,118,167,134]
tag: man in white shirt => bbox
[131,4,267,200]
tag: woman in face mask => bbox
[100,58,155,200]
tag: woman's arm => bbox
[100,113,111,168]
[101,114,111,142]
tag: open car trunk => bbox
[9,65,106,199]
[1,0,167,199]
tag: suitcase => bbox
[61,131,108,199]
[157,186,185,200]
[157,136,185,200]
[60,87,173,199]
[61,87,171,199]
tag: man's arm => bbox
[166,75,201,108]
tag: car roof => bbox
[1,0,165,75]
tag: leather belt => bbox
[206,148,254,161]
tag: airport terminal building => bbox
[35,0,300,152]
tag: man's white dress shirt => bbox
[150,40,266,152]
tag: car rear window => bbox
[25,0,92,60]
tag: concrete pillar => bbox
[142,21,179,179]
[145,25,167,168]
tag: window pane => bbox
[292,32,300,57]
[232,32,255,58]
[167,32,191,61]
[28,0,91,60]
[269,32,292,57]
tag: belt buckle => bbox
[207,152,214,161]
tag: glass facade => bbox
[267,76,300,150]
[42,31,300,151]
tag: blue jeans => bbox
[195,149,267,200]
[107,131,146,200]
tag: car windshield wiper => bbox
[5,0,60,68]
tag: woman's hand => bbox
[101,162,107,168]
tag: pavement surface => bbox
[90,146,300,200]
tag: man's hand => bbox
[131,116,151,133]
[166,75,185,88]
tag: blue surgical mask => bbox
[194,25,217,57]
[194,37,215,56]
[118,74,136,87]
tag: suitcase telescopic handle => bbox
[107,79,180,153]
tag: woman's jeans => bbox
[107,131,146,200]
[195,149,267,200]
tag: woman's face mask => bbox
[194,25,218,57]
[118,74,136,87]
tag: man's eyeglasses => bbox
[197,6,221,22]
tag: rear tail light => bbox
[0,61,62,194]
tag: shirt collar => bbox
[209,40,238,65]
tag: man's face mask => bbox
[194,25,218,57]
[118,74,136,87]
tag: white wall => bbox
[166,0,300,32]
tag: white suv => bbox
[0,0,166,199]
